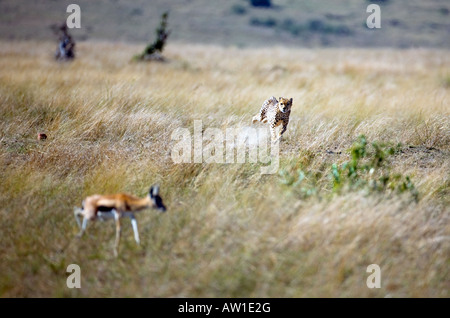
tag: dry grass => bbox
[0,41,449,297]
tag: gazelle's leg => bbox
[74,207,88,237]
[75,218,88,237]
[74,207,82,229]
[130,214,140,245]
[82,217,88,231]
[76,217,88,238]
[113,211,122,257]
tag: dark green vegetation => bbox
[134,11,170,61]
[280,136,419,201]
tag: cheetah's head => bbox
[278,97,293,113]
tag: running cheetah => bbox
[252,96,293,141]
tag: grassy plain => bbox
[0,41,449,297]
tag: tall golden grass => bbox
[0,41,448,297]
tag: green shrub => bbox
[280,135,419,201]
[279,167,318,200]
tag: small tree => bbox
[135,12,171,61]
[51,23,75,60]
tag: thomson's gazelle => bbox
[74,185,166,256]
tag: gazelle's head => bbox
[149,185,166,212]
[278,97,293,113]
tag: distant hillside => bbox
[0,0,449,47]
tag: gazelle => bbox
[74,185,166,256]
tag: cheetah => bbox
[252,96,293,141]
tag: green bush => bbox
[330,136,418,200]
[279,166,319,199]
[280,135,419,201]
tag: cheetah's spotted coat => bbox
[252,96,293,141]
